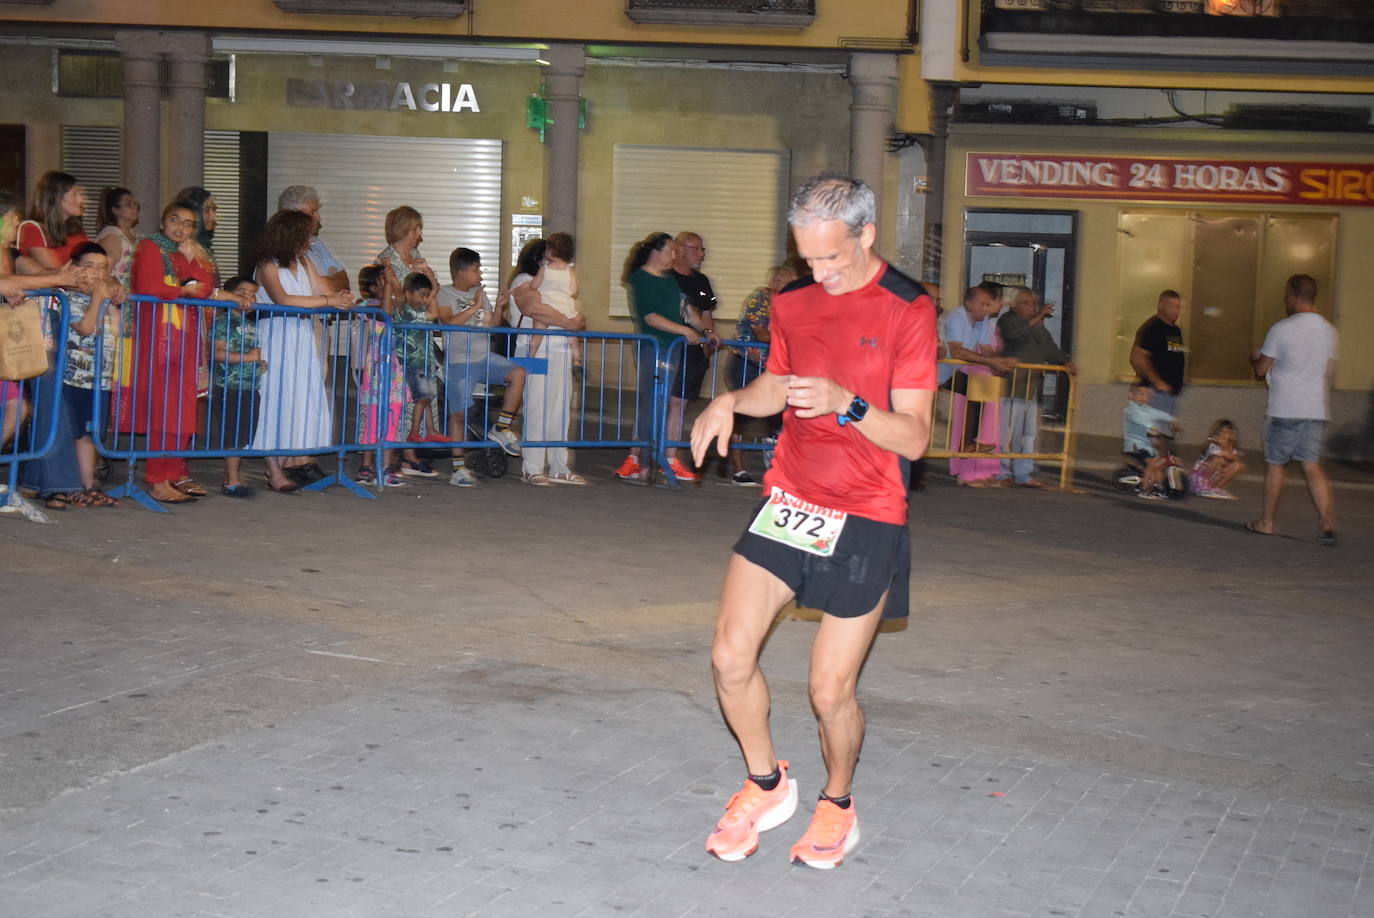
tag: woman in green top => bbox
[616,232,705,483]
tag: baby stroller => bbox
[455,383,508,480]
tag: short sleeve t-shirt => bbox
[764,263,938,525]
[18,221,90,266]
[1259,311,1337,420]
[673,269,717,322]
[1134,316,1186,394]
[307,236,345,277]
[628,269,685,352]
[63,291,118,390]
[211,311,260,391]
[437,284,488,364]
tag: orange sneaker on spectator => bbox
[668,457,700,482]
[614,454,643,480]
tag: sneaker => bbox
[789,797,860,870]
[668,457,701,482]
[614,454,643,481]
[401,460,438,478]
[730,470,758,487]
[705,761,799,862]
[449,467,480,488]
[1138,488,1165,500]
[383,468,408,487]
[487,426,522,456]
[356,466,377,485]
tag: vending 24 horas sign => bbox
[967,153,1374,207]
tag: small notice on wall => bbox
[512,214,543,266]
[968,153,1374,207]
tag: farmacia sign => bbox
[287,79,480,113]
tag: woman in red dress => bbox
[126,203,219,503]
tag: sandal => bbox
[171,478,208,498]
[82,488,119,507]
[548,471,588,486]
[521,472,553,487]
[43,493,71,510]
[266,479,302,494]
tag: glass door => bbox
[964,209,1077,417]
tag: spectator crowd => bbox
[0,171,1340,544]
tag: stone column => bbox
[115,30,164,221]
[848,53,899,226]
[541,43,585,238]
[166,33,212,199]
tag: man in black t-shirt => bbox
[1130,289,1186,414]
[672,231,722,415]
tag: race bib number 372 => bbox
[747,487,847,557]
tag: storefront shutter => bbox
[610,144,790,320]
[267,133,503,290]
[204,131,242,274]
[61,126,242,270]
[60,125,121,237]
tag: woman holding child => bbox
[509,235,587,485]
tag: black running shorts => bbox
[733,500,910,619]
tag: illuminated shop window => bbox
[1114,209,1335,384]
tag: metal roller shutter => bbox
[61,126,243,271]
[610,144,790,319]
[60,125,121,237]
[267,133,503,290]
[203,131,242,273]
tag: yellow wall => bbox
[0,0,911,50]
[944,128,1374,393]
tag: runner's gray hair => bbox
[277,184,320,213]
[787,174,875,237]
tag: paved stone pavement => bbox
[1,446,1372,918]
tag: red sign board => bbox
[966,153,1374,208]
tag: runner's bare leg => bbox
[809,596,886,798]
[712,553,796,776]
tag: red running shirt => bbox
[763,262,937,525]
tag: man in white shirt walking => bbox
[1246,273,1339,545]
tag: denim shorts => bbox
[1263,416,1326,465]
[445,355,520,413]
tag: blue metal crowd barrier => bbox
[92,295,387,512]
[0,290,71,521]
[0,289,711,511]
[386,319,667,480]
[659,336,774,486]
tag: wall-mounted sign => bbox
[967,153,1374,208]
[287,79,480,112]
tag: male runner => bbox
[690,175,937,868]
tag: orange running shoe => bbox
[668,457,701,482]
[704,761,798,862]
[614,454,643,480]
[789,797,860,869]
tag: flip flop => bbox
[1244,521,1272,535]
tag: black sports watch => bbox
[836,394,869,426]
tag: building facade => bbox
[1,0,1371,450]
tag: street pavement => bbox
[1,443,1372,918]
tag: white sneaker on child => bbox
[449,467,480,488]
[487,426,522,456]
